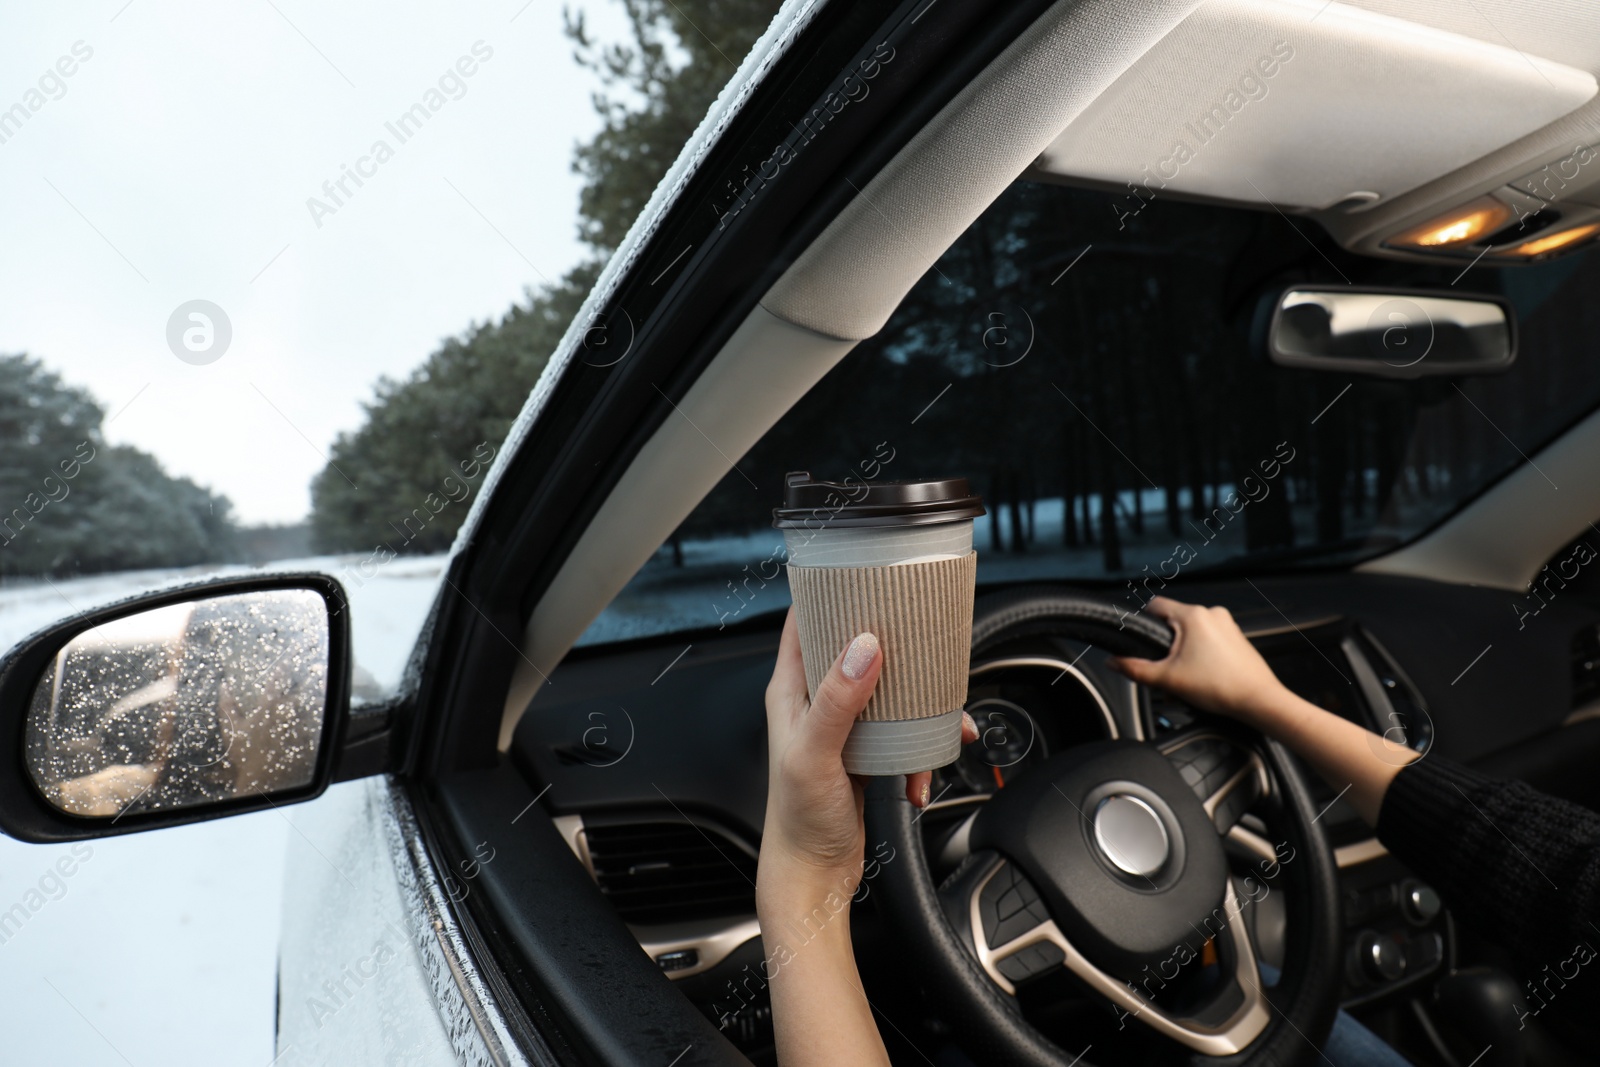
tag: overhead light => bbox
[1333,191,1382,213]
[1506,222,1600,257]
[1386,198,1512,250]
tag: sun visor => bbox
[1031,0,1597,212]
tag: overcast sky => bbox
[0,0,632,524]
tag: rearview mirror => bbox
[0,574,351,841]
[1266,287,1516,379]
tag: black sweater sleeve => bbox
[1375,755,1600,968]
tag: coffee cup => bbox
[773,471,984,775]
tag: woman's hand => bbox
[759,607,978,1067]
[1106,596,1289,726]
[761,607,978,884]
[1108,595,1416,825]
[762,609,883,883]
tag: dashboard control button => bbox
[1364,882,1398,913]
[1405,931,1443,973]
[1357,931,1406,983]
[1401,881,1441,924]
[656,949,698,972]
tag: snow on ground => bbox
[0,552,450,699]
[0,559,447,1066]
[577,490,1414,645]
[0,806,293,1065]
[579,494,1266,644]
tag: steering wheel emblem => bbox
[1093,794,1170,877]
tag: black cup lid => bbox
[772,471,985,529]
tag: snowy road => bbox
[0,805,293,1065]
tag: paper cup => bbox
[774,472,984,776]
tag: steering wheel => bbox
[864,586,1342,1067]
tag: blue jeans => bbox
[1260,963,1412,1067]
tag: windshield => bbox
[580,178,1600,645]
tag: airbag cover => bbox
[970,740,1228,980]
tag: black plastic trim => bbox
[332,702,396,782]
[432,765,751,1066]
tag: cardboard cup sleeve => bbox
[787,552,977,724]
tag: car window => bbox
[0,2,769,708]
[579,178,1600,645]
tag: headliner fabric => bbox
[1272,0,1600,251]
[1342,0,1600,75]
[1035,0,1596,212]
[760,0,1208,342]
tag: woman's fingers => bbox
[798,632,882,759]
[1107,654,1164,686]
[904,770,931,807]
[903,712,980,808]
[1109,596,1196,683]
[781,632,981,809]
[1145,595,1193,621]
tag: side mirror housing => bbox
[0,574,353,842]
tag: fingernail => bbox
[841,632,879,680]
[919,781,930,807]
[962,711,976,736]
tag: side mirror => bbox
[1266,287,1516,379]
[0,574,352,841]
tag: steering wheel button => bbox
[994,911,1041,947]
[978,863,1022,944]
[1201,756,1243,795]
[996,941,1065,984]
[995,885,1030,922]
[992,870,1049,946]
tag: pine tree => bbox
[307,0,780,553]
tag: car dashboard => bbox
[511,571,1600,1055]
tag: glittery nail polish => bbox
[841,632,879,680]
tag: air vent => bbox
[1571,622,1600,709]
[585,821,757,925]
